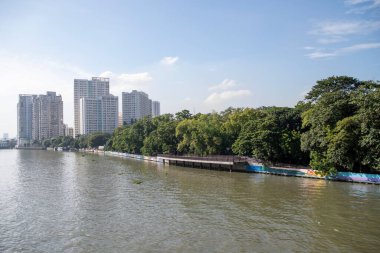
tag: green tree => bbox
[88,133,111,148]
[111,127,129,152]
[141,114,178,155]
[232,107,307,164]
[355,82,380,170]
[175,109,192,121]
[176,113,226,156]
[42,139,51,148]
[301,76,380,173]
[61,136,75,147]
[76,135,89,149]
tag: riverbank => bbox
[247,164,380,185]
[78,149,380,185]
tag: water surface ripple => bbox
[0,150,379,252]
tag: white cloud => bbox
[340,42,380,52]
[345,0,374,5]
[99,70,113,78]
[306,42,380,59]
[205,90,251,104]
[98,71,153,94]
[317,36,346,44]
[118,72,153,82]
[312,20,380,36]
[345,0,380,13]
[160,56,179,65]
[208,79,237,91]
[305,51,337,59]
[98,72,154,96]
[306,17,380,57]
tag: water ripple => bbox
[0,150,379,252]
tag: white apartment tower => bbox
[74,77,118,135]
[122,90,152,125]
[79,98,99,134]
[100,95,119,133]
[74,77,109,136]
[152,101,160,117]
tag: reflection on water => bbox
[0,150,379,252]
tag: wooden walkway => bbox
[157,155,249,172]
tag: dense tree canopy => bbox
[42,133,111,149]
[108,107,308,165]
[301,76,380,173]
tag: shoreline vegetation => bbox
[39,76,380,175]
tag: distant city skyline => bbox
[1,0,380,137]
[16,81,160,142]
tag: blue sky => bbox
[0,0,379,137]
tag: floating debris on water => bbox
[133,179,143,184]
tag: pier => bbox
[157,155,249,172]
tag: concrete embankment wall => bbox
[328,172,380,184]
[247,164,380,184]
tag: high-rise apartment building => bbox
[122,90,153,125]
[74,77,118,135]
[17,95,34,145]
[74,77,109,136]
[79,98,99,135]
[63,124,74,138]
[100,95,119,134]
[17,92,64,145]
[152,101,160,118]
[32,92,64,141]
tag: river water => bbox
[0,150,379,252]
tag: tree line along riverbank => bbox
[41,76,380,175]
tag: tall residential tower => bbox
[74,77,110,136]
[122,90,152,125]
[17,92,64,145]
[74,77,118,135]
[17,95,34,145]
[152,101,160,118]
[32,92,64,141]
